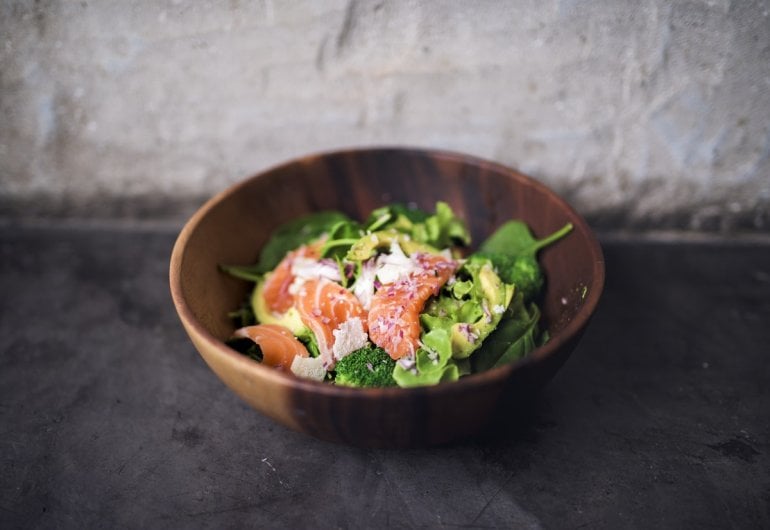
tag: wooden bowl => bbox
[169,147,604,447]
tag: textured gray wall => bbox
[1,0,769,231]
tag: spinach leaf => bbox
[477,221,572,302]
[470,292,541,373]
[479,221,572,257]
[226,299,256,327]
[257,211,352,272]
[219,263,264,283]
[220,211,353,281]
[320,219,364,260]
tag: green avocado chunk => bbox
[250,278,306,334]
[421,256,514,359]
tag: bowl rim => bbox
[169,145,605,397]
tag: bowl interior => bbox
[170,147,604,446]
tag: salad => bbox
[222,202,572,388]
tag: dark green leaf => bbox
[219,211,352,281]
[219,263,263,283]
[477,222,572,303]
[226,337,263,362]
[226,299,256,327]
[479,221,572,258]
[471,293,541,372]
[255,211,352,273]
[320,219,363,259]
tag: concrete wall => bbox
[1,0,769,232]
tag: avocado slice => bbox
[250,277,306,334]
[421,257,514,360]
[449,262,514,358]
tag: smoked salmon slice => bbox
[368,253,458,360]
[233,323,310,369]
[261,239,324,314]
[294,278,367,368]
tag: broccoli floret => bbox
[475,252,543,304]
[334,346,397,388]
[508,255,544,303]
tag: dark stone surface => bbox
[1,225,768,529]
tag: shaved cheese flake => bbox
[375,241,422,285]
[289,257,342,295]
[332,317,369,362]
[290,355,327,382]
[351,259,377,310]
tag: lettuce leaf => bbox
[392,329,460,387]
[364,201,470,249]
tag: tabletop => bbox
[1,223,768,529]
